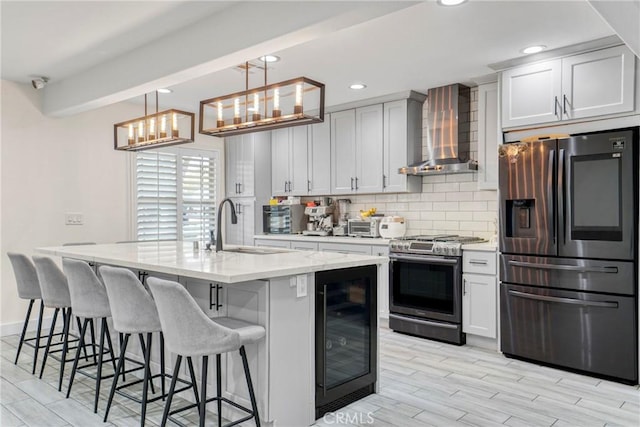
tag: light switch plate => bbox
[65,212,84,225]
[296,274,307,298]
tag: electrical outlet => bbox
[65,212,84,225]
[296,274,307,298]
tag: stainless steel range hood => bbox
[399,83,477,175]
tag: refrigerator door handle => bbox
[558,148,566,244]
[508,290,619,309]
[508,260,619,274]
[548,149,556,245]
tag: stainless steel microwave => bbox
[262,205,306,234]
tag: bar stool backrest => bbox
[32,256,71,309]
[7,252,42,300]
[62,258,111,319]
[147,277,241,357]
[99,265,161,334]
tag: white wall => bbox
[0,80,138,330]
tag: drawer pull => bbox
[469,259,488,266]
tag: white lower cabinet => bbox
[372,245,389,319]
[462,250,497,339]
[254,238,291,249]
[290,240,319,251]
[318,242,372,255]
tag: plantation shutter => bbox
[136,152,178,241]
[181,153,217,241]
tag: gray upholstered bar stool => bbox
[32,255,84,390]
[99,265,197,427]
[148,277,264,427]
[62,258,117,413]
[7,253,50,374]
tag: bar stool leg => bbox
[58,308,72,392]
[240,346,261,427]
[119,333,126,382]
[66,318,89,398]
[199,355,208,427]
[32,300,45,374]
[216,354,222,427]
[38,307,60,378]
[104,323,117,374]
[140,332,152,427]
[160,333,166,400]
[160,355,182,427]
[76,317,89,362]
[138,334,156,395]
[93,318,108,413]
[186,357,200,410]
[104,333,130,423]
[89,318,97,364]
[15,299,35,365]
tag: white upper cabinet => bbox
[383,99,422,193]
[271,116,330,196]
[501,59,562,128]
[501,45,636,128]
[477,82,500,190]
[561,45,635,120]
[331,110,358,194]
[308,115,331,195]
[226,134,256,197]
[354,104,384,193]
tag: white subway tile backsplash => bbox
[408,220,433,230]
[446,211,474,221]
[422,175,447,184]
[459,201,488,211]
[401,211,422,220]
[375,194,398,203]
[459,182,478,192]
[393,203,408,211]
[473,211,498,222]
[433,182,460,193]
[473,191,498,201]
[433,221,460,230]
[445,174,474,183]
[459,221,488,231]
[433,202,459,211]
[421,192,446,201]
[446,192,474,202]
[409,201,433,211]
[420,211,446,221]
[397,193,422,202]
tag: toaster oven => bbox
[347,218,380,238]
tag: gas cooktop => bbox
[389,234,486,256]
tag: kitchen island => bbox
[36,241,385,426]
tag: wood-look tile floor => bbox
[1,324,639,426]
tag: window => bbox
[135,148,219,241]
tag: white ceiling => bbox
[0,1,631,115]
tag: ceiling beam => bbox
[42,1,417,117]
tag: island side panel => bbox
[268,274,316,426]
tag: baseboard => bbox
[0,315,56,338]
[466,334,499,351]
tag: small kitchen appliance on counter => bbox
[379,216,406,239]
[262,204,306,234]
[303,205,334,236]
[347,218,381,238]
[388,234,486,345]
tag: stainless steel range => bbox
[388,234,485,345]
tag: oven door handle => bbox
[389,313,459,329]
[508,290,619,309]
[508,260,618,274]
[389,254,459,265]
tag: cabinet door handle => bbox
[215,284,223,310]
[469,259,488,265]
[463,279,467,295]
[355,177,359,190]
[563,94,568,116]
[284,181,288,193]
[307,180,311,192]
[554,96,560,118]
[350,177,354,190]
[288,181,292,192]
[383,175,387,188]
[238,183,242,194]
[209,283,215,310]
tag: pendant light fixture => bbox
[113,91,195,151]
[199,60,325,138]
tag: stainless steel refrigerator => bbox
[499,127,638,384]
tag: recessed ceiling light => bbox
[521,45,547,54]
[349,83,367,90]
[259,55,280,63]
[157,88,172,94]
[438,0,467,6]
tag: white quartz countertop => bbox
[254,234,391,246]
[461,242,498,252]
[36,241,386,284]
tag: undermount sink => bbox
[222,247,291,255]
